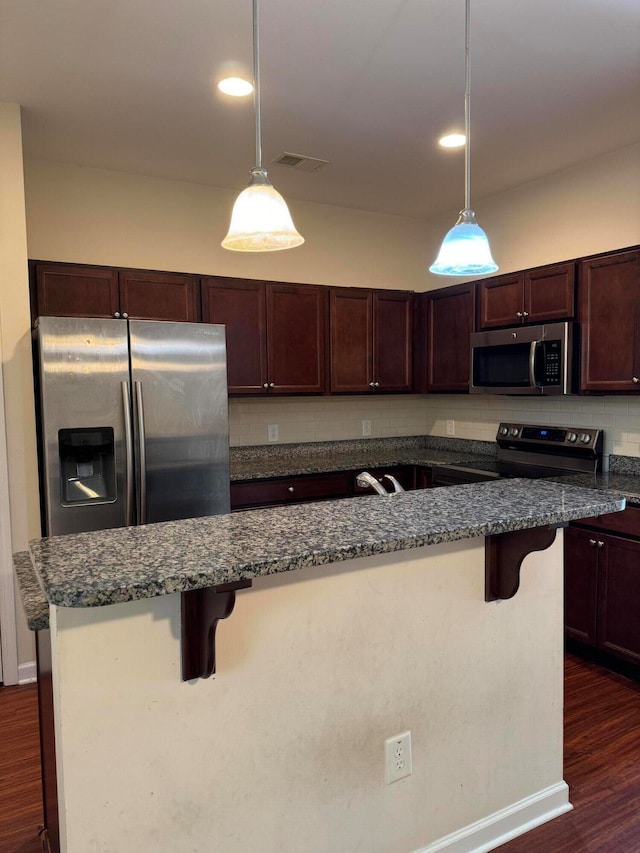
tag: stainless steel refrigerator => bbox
[34,316,230,536]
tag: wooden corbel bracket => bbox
[181,580,252,681]
[485,526,558,601]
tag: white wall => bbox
[0,103,39,673]
[51,536,566,853]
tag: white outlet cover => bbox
[268,423,279,442]
[385,730,412,784]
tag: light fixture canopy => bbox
[222,0,304,252]
[430,0,497,276]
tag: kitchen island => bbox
[19,479,624,853]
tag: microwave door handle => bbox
[529,340,540,388]
[134,380,147,525]
[121,381,135,527]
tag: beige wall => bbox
[51,536,566,852]
[0,103,39,671]
[25,159,426,290]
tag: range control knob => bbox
[567,432,578,443]
[509,427,519,437]
[580,433,592,444]
[499,426,509,436]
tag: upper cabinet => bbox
[578,249,640,393]
[423,283,475,393]
[476,262,575,330]
[202,277,327,395]
[329,289,413,393]
[31,262,200,323]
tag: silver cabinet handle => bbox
[633,377,640,384]
[374,382,379,387]
[134,380,147,525]
[121,381,135,526]
[269,382,275,388]
[369,382,375,387]
[522,311,529,317]
[114,312,121,318]
[288,486,294,493]
[589,539,597,546]
[122,312,129,319]
[516,312,523,317]
[597,540,604,548]
[263,383,269,388]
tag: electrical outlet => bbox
[362,419,372,437]
[385,731,412,784]
[446,419,455,436]
[267,423,279,442]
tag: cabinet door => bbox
[426,284,474,392]
[597,533,640,666]
[373,291,413,392]
[34,263,120,321]
[476,273,524,329]
[329,289,373,393]
[119,270,200,322]
[564,526,599,646]
[266,283,327,394]
[524,262,575,323]
[202,277,268,394]
[578,250,640,392]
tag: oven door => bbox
[470,323,570,395]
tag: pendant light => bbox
[222,0,304,252]
[430,0,497,276]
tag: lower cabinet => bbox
[565,511,640,668]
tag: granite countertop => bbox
[547,472,640,506]
[24,478,623,613]
[229,437,495,481]
[14,552,49,631]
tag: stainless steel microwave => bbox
[470,322,573,395]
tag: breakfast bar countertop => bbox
[21,478,624,617]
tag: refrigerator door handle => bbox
[134,380,147,524]
[121,381,135,527]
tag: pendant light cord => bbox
[464,0,471,211]
[253,0,262,170]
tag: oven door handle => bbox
[529,340,540,388]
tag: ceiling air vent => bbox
[272,152,330,173]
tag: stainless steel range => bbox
[431,422,604,486]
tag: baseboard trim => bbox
[18,660,37,684]
[417,781,572,853]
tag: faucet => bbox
[356,471,405,495]
[356,471,389,495]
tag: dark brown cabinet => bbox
[202,277,327,395]
[230,472,351,510]
[565,507,640,668]
[423,283,475,393]
[476,262,575,330]
[32,262,200,323]
[578,249,640,393]
[329,289,413,393]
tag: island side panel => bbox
[49,534,566,853]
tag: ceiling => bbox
[0,0,638,219]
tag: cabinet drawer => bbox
[571,506,640,538]
[231,472,351,509]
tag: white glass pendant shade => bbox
[429,209,498,276]
[222,169,304,252]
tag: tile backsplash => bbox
[229,393,640,459]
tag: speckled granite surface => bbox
[548,472,640,505]
[13,551,49,631]
[609,455,640,476]
[230,436,495,481]
[26,479,623,611]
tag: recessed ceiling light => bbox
[438,133,466,149]
[218,77,254,97]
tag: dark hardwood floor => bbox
[0,655,639,852]
[498,654,640,852]
[0,683,43,852]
